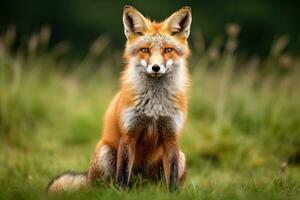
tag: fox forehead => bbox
[128,35,184,56]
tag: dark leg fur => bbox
[163,143,180,192]
[116,140,130,188]
[116,136,136,189]
[169,150,179,191]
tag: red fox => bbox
[47,5,192,192]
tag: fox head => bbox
[122,6,192,78]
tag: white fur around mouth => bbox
[148,72,164,77]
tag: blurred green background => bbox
[1,0,300,57]
[0,1,300,200]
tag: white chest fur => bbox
[121,103,184,134]
[121,69,186,134]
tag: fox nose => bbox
[152,65,160,73]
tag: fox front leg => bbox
[159,117,181,192]
[162,136,180,191]
[116,135,136,189]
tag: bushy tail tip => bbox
[47,171,88,193]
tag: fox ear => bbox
[123,5,148,38]
[166,6,192,39]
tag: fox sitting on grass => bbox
[47,5,192,192]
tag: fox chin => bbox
[47,5,192,193]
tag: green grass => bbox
[0,29,300,199]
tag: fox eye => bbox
[164,48,173,53]
[140,48,150,53]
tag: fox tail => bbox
[47,171,88,193]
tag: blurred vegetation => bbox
[0,20,300,199]
[1,0,300,57]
